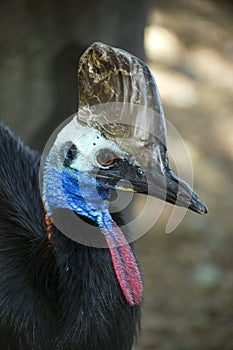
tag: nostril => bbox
[178,191,190,200]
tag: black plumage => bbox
[0,42,207,350]
[0,123,140,350]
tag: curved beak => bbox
[135,168,208,215]
[97,155,208,215]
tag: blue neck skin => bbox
[44,166,112,227]
[44,165,143,306]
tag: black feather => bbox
[0,123,141,350]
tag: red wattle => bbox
[100,215,143,306]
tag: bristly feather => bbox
[0,122,141,350]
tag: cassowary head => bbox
[41,42,207,306]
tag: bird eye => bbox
[97,149,117,167]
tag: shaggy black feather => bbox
[0,123,141,350]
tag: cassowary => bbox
[0,42,207,350]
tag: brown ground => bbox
[135,1,233,349]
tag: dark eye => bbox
[97,149,117,167]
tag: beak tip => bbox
[189,195,208,215]
[203,205,208,214]
[200,204,208,215]
[196,204,208,215]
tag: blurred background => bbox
[0,0,232,349]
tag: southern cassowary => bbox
[0,42,207,350]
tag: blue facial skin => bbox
[44,166,112,226]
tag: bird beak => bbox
[131,166,208,215]
[97,149,208,215]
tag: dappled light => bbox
[135,1,233,349]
